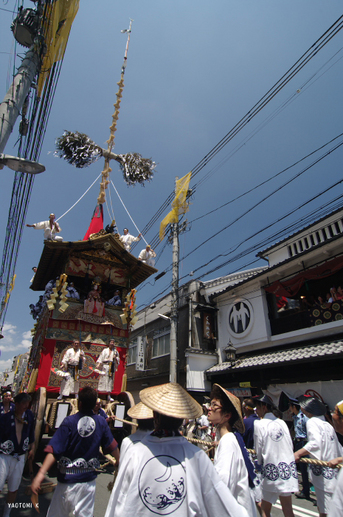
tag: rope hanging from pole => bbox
[110,180,148,245]
[56,173,101,222]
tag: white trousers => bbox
[98,364,114,393]
[60,375,79,397]
[47,479,96,517]
[0,454,26,492]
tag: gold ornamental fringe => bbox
[27,368,39,392]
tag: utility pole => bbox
[0,47,40,154]
[169,179,179,383]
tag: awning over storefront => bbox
[264,255,343,298]
[207,339,343,376]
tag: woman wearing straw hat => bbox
[120,402,154,460]
[207,384,257,517]
[254,395,298,517]
[294,396,342,517]
[105,382,249,517]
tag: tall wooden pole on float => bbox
[97,19,133,205]
[169,178,179,383]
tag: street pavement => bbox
[273,497,319,517]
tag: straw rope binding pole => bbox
[97,20,133,205]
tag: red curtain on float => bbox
[265,255,343,298]
[35,338,127,396]
[83,204,104,240]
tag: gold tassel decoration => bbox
[121,373,127,392]
[58,278,69,313]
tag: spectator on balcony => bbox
[336,286,343,301]
[330,287,337,302]
[326,292,334,305]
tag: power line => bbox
[181,138,343,263]
[190,132,343,225]
[130,15,343,252]
[193,186,343,281]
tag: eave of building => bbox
[201,267,268,292]
[30,234,157,291]
[206,339,343,376]
[258,205,343,258]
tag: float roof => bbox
[30,234,157,291]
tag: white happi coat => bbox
[120,429,152,461]
[254,413,299,495]
[105,434,249,517]
[214,432,257,516]
[304,416,343,495]
[96,347,120,393]
[34,220,62,240]
[60,348,83,396]
[329,467,343,517]
[138,248,156,267]
[120,233,140,252]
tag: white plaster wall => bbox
[216,279,271,355]
[186,353,217,392]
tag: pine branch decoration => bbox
[118,153,156,186]
[55,131,102,168]
[54,23,156,200]
[55,131,156,186]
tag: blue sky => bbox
[0,1,343,371]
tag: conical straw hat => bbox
[140,382,202,419]
[127,402,153,420]
[213,384,245,434]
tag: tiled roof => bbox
[258,205,343,256]
[207,340,343,374]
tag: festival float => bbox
[25,227,156,445]
[20,20,157,449]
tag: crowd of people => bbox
[1,381,343,516]
[276,285,343,315]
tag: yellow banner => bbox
[159,172,191,240]
[4,274,16,305]
[38,0,80,96]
